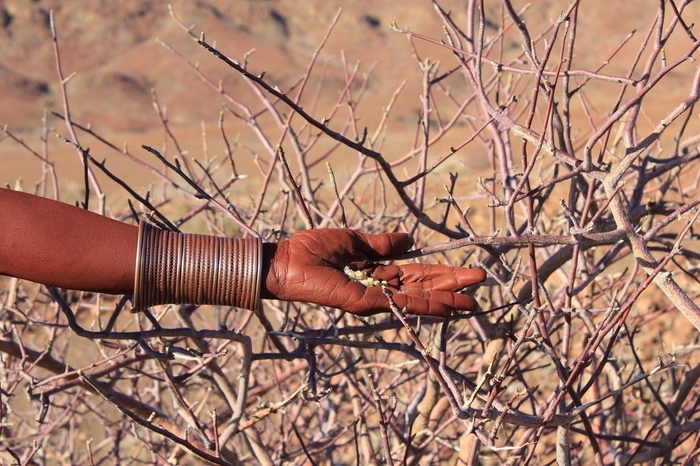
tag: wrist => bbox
[260,243,279,299]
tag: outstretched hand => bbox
[262,229,485,317]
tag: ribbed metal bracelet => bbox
[133,221,262,313]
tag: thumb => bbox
[355,232,414,259]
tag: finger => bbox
[343,287,479,318]
[371,264,486,291]
[354,232,414,259]
[396,290,480,314]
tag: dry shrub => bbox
[2,1,700,465]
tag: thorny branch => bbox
[2,1,700,465]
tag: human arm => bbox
[0,189,484,316]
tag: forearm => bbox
[0,189,137,294]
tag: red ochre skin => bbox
[0,188,138,295]
[0,188,485,317]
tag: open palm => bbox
[262,229,485,317]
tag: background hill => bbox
[3,0,697,192]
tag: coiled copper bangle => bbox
[133,221,262,313]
